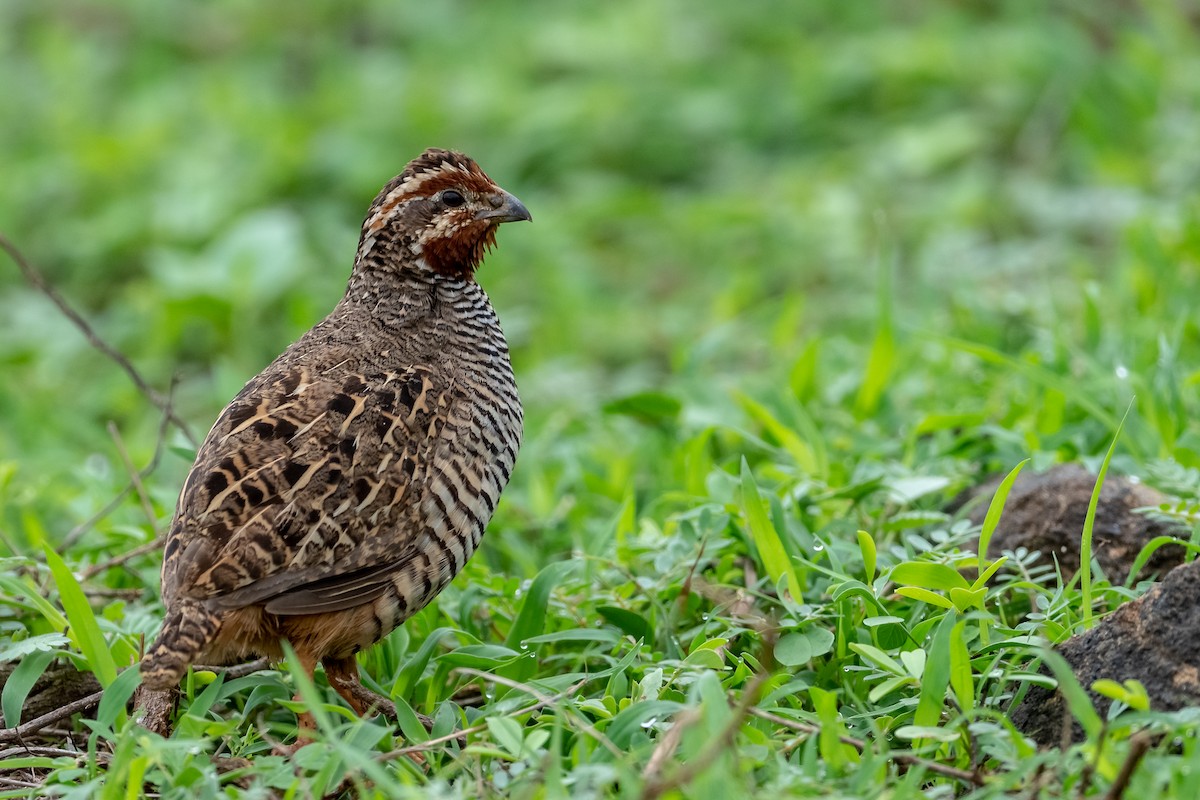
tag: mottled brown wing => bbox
[161,361,452,615]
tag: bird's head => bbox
[355,148,531,280]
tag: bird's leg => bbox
[274,649,321,754]
[321,655,397,719]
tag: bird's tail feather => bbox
[140,597,222,691]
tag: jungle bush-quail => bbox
[140,148,529,726]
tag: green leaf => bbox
[948,586,986,612]
[505,560,577,677]
[775,633,812,667]
[949,620,974,713]
[0,632,70,662]
[596,606,653,643]
[486,715,526,757]
[2,650,56,728]
[740,459,802,600]
[848,643,905,676]
[804,626,835,659]
[602,391,681,425]
[605,701,685,748]
[94,665,142,736]
[1042,650,1102,740]
[913,613,954,728]
[977,458,1029,576]
[735,392,818,474]
[43,546,118,689]
[894,587,956,609]
[891,561,969,591]
[856,530,876,583]
[437,645,524,669]
[1082,399,1134,627]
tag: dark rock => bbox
[960,464,1185,582]
[1010,557,1200,746]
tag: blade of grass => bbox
[1081,398,1135,628]
[977,458,1030,576]
[740,458,802,600]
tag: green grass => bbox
[4,1,1200,797]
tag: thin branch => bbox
[1104,732,1151,800]
[106,421,158,530]
[641,709,701,783]
[747,707,985,787]
[641,672,768,800]
[0,232,196,446]
[81,536,164,581]
[0,690,104,744]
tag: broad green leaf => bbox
[891,561,969,591]
[43,545,118,688]
[848,643,905,676]
[776,633,812,667]
[0,632,70,662]
[949,620,974,713]
[605,701,685,748]
[597,606,653,643]
[740,459,802,600]
[948,586,986,612]
[486,715,526,757]
[894,587,956,609]
[856,530,876,583]
[1,650,56,728]
[505,560,577,654]
[437,645,524,669]
[913,613,954,728]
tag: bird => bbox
[139,148,529,734]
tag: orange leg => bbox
[322,655,398,719]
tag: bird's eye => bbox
[441,190,466,208]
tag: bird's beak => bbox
[476,191,532,224]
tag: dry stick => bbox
[0,233,196,447]
[1103,732,1152,800]
[0,690,105,745]
[106,421,158,529]
[640,671,769,800]
[378,678,589,760]
[640,708,702,783]
[747,707,985,787]
[80,537,164,581]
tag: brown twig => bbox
[0,690,104,744]
[81,536,164,581]
[640,709,702,782]
[641,671,769,800]
[0,232,196,447]
[1103,732,1152,800]
[106,421,159,530]
[747,706,985,787]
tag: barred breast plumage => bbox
[140,149,529,731]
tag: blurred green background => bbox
[3,0,1200,561]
